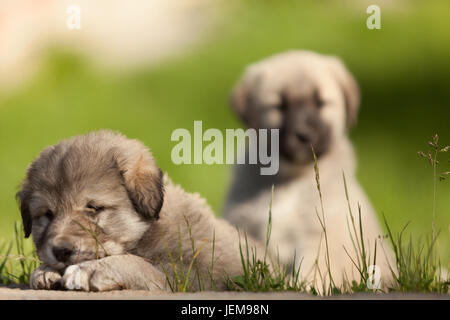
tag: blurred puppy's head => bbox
[16,130,164,270]
[231,50,360,164]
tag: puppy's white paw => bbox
[61,261,121,292]
[30,265,62,290]
[62,265,90,291]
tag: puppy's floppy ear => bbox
[230,78,251,122]
[16,189,32,238]
[115,143,164,220]
[327,56,361,128]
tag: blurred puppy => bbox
[18,130,261,292]
[224,50,394,289]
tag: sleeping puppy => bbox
[224,50,394,289]
[18,130,262,292]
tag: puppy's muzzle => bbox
[52,244,74,263]
[296,132,312,144]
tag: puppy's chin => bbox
[39,251,99,271]
[280,148,315,165]
[39,240,125,270]
[37,253,68,271]
[49,262,67,272]
[280,139,329,165]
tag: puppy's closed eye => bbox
[31,209,54,222]
[313,90,325,109]
[45,210,54,221]
[86,203,105,215]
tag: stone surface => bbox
[0,286,448,300]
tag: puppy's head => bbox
[16,130,164,270]
[231,51,360,164]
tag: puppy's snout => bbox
[52,245,73,263]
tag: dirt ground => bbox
[0,286,448,300]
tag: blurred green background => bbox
[0,1,449,259]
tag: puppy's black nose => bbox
[296,133,311,144]
[52,246,73,263]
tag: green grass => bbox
[0,222,39,286]
[225,186,308,293]
[159,217,211,293]
[223,193,449,295]
[225,142,449,295]
[0,137,448,294]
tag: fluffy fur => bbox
[224,50,394,288]
[18,130,262,292]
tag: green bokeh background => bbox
[0,1,449,259]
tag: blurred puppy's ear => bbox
[230,76,252,123]
[116,144,164,220]
[16,189,32,238]
[327,56,361,128]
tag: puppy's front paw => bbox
[61,262,121,292]
[30,265,62,290]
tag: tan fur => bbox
[18,130,263,292]
[224,50,395,290]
